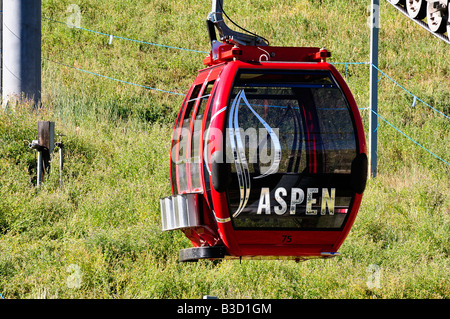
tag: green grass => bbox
[0,0,449,299]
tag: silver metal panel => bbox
[169,196,178,230]
[164,197,173,230]
[160,198,166,230]
[185,193,200,227]
[175,194,188,228]
[160,196,174,231]
[160,193,201,231]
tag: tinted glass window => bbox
[173,84,202,194]
[190,81,215,191]
[225,70,358,230]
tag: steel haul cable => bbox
[370,109,449,166]
[45,58,186,96]
[43,17,209,54]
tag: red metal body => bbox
[167,44,367,260]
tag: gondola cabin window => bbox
[171,81,216,195]
[172,84,202,194]
[190,81,215,192]
[224,70,359,230]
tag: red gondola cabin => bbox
[160,42,368,262]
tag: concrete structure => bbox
[2,0,41,108]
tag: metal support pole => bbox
[36,150,42,186]
[37,121,54,186]
[59,145,63,186]
[56,134,65,187]
[2,0,41,109]
[369,0,379,178]
[29,122,55,187]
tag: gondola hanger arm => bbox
[206,0,269,47]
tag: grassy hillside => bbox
[0,0,448,299]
